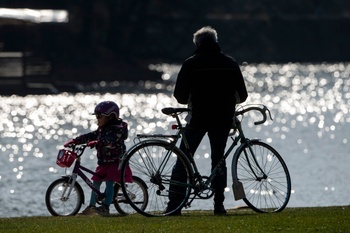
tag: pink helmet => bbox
[93,101,119,118]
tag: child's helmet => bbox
[93,101,119,118]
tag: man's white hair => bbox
[193,26,218,45]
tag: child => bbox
[64,101,132,215]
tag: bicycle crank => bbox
[193,176,214,199]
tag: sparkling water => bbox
[0,62,349,218]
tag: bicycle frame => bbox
[60,147,107,204]
[71,158,105,198]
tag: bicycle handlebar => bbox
[161,105,273,126]
[65,144,88,157]
[235,105,273,125]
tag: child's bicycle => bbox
[45,144,148,216]
[118,104,291,217]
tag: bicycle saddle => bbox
[161,107,191,116]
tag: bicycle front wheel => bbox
[45,177,84,216]
[232,140,291,213]
[113,176,148,215]
[120,140,193,217]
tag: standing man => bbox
[167,26,248,215]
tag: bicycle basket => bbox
[56,149,77,168]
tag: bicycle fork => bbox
[243,140,267,181]
[60,174,78,201]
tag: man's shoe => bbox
[214,205,227,215]
[164,205,182,216]
[94,205,110,216]
[165,210,181,216]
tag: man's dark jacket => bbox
[174,40,248,130]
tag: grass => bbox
[1,206,349,233]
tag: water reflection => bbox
[0,62,349,217]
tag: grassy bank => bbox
[0,206,349,233]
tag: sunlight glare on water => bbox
[0,62,349,217]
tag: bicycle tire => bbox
[120,140,193,217]
[232,140,291,213]
[45,177,84,216]
[113,176,149,215]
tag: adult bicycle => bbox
[45,144,148,216]
[119,104,291,217]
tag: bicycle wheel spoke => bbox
[131,145,158,176]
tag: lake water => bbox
[0,62,349,218]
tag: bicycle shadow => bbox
[75,213,129,218]
[179,206,257,217]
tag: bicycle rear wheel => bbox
[120,140,193,217]
[113,176,148,215]
[45,177,84,216]
[232,140,291,213]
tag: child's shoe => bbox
[79,205,97,215]
[94,205,110,216]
